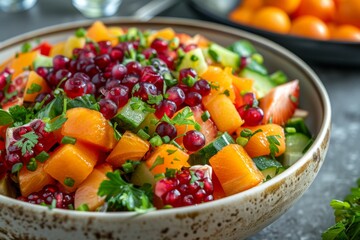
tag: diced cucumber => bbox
[33,55,53,70]
[227,40,257,57]
[177,48,208,76]
[208,43,240,70]
[188,132,234,165]
[240,68,275,98]
[281,133,312,167]
[135,112,159,136]
[286,117,312,138]
[131,162,155,187]
[253,156,284,179]
[113,98,149,130]
[245,59,268,75]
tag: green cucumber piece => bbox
[240,68,275,98]
[130,162,155,187]
[253,156,284,179]
[281,133,312,166]
[188,132,234,165]
[286,117,312,138]
[227,40,256,57]
[135,112,159,136]
[208,43,240,70]
[177,48,208,75]
[33,55,53,70]
[113,98,149,130]
[246,59,268,75]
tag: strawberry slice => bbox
[259,80,300,126]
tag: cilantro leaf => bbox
[45,115,67,132]
[98,170,154,212]
[0,110,14,126]
[162,106,201,130]
[67,94,99,111]
[267,135,281,159]
[26,83,42,94]
[147,94,163,105]
[14,131,39,156]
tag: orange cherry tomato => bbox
[240,0,264,10]
[229,7,253,24]
[334,0,360,28]
[290,16,330,40]
[294,0,335,22]
[331,24,360,41]
[263,0,301,15]
[250,7,291,34]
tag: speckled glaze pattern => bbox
[0,18,331,240]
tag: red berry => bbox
[184,92,202,107]
[242,92,257,106]
[155,122,177,140]
[64,77,87,98]
[191,79,211,96]
[99,99,118,119]
[150,38,168,53]
[155,100,177,119]
[166,86,185,107]
[183,130,205,152]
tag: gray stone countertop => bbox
[1,0,359,239]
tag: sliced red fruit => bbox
[259,80,300,126]
[0,71,28,110]
[191,105,218,144]
[32,42,53,56]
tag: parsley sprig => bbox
[267,135,281,159]
[160,106,201,131]
[14,131,39,156]
[98,170,154,212]
[322,179,360,240]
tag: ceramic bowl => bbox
[0,18,331,240]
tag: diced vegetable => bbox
[19,162,54,197]
[106,131,150,168]
[74,163,113,211]
[62,107,116,151]
[177,48,208,76]
[209,144,263,196]
[236,123,286,158]
[130,162,156,187]
[148,27,176,44]
[63,36,86,58]
[9,50,39,79]
[208,43,240,70]
[281,132,312,166]
[145,144,189,175]
[113,98,149,131]
[23,71,51,102]
[253,156,284,179]
[86,21,118,45]
[239,68,275,98]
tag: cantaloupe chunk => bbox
[209,144,263,196]
[63,36,86,58]
[19,162,55,197]
[44,142,99,190]
[23,71,51,102]
[86,21,118,45]
[61,107,116,151]
[148,28,176,44]
[106,131,150,168]
[173,107,196,145]
[145,144,189,175]
[9,50,39,79]
[49,42,65,57]
[204,94,243,134]
[74,163,112,210]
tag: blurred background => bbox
[1,0,360,239]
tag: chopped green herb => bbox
[223,89,230,97]
[285,127,297,134]
[236,136,248,146]
[165,168,177,178]
[21,42,32,53]
[267,135,281,159]
[137,129,150,140]
[45,115,67,132]
[190,55,199,62]
[147,94,163,105]
[64,177,75,187]
[26,158,38,171]
[122,162,137,174]
[240,128,262,139]
[208,49,220,62]
[11,162,23,174]
[162,136,171,144]
[290,94,298,103]
[76,203,90,211]
[61,136,77,145]
[149,135,163,147]
[14,131,39,156]
[183,76,197,87]
[209,82,220,91]
[97,170,154,212]
[49,199,57,210]
[0,109,14,126]
[163,106,201,131]
[26,83,42,94]
[75,28,87,38]
[150,156,165,171]
[166,149,177,155]
[169,37,179,50]
[201,111,210,122]
[35,151,50,163]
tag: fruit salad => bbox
[0,21,313,212]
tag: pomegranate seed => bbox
[98,41,112,54]
[155,122,177,140]
[142,48,157,59]
[166,87,186,107]
[122,74,140,90]
[52,55,69,71]
[35,67,49,79]
[150,58,167,71]
[99,99,118,119]
[94,54,111,69]
[184,92,202,107]
[151,38,168,53]
[132,82,158,102]
[111,64,127,80]
[91,73,107,89]
[115,42,134,55]
[238,106,264,126]
[104,85,129,108]
[191,79,211,96]
[109,48,124,62]
[242,92,257,106]
[183,130,205,152]
[155,100,177,119]
[84,64,101,78]
[240,56,249,69]
[86,82,96,94]
[105,79,122,90]
[164,189,181,207]
[183,44,198,52]
[140,70,164,91]
[179,68,197,84]
[126,61,142,75]
[158,53,175,70]
[64,77,87,98]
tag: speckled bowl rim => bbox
[0,17,331,220]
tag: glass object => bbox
[0,0,38,12]
[72,0,122,18]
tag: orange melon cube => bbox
[19,162,55,197]
[9,50,39,79]
[106,131,150,168]
[86,21,118,45]
[23,71,51,102]
[61,108,116,151]
[173,107,196,145]
[44,142,99,190]
[209,144,263,196]
[148,28,176,44]
[74,163,113,210]
[145,144,189,175]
